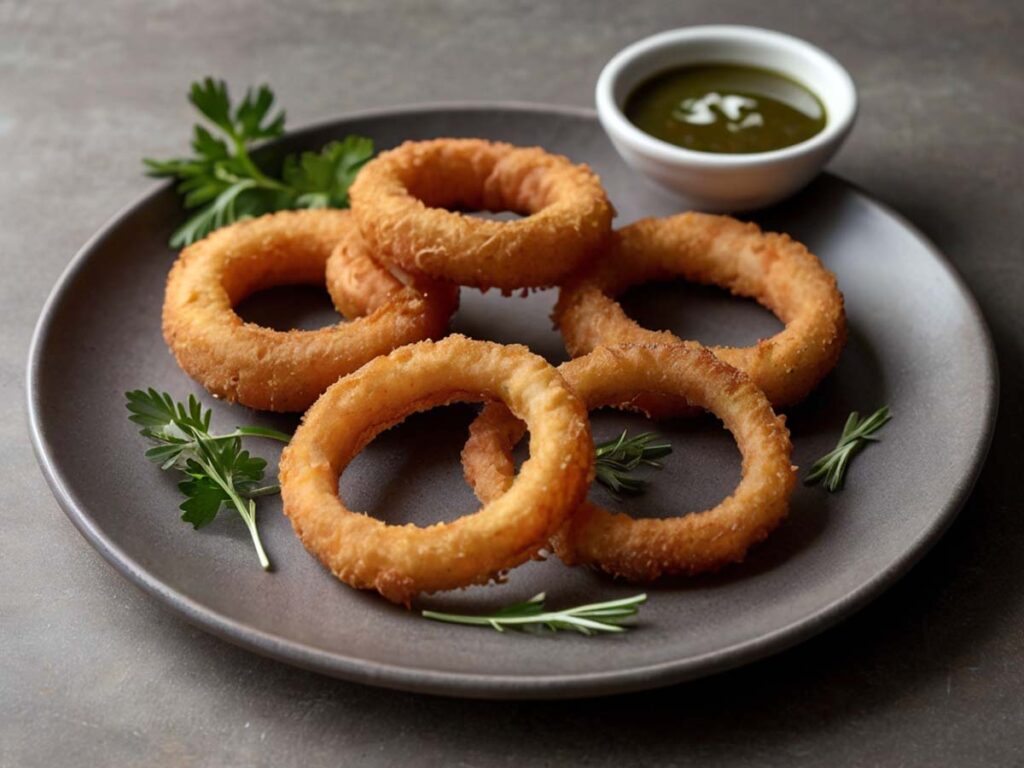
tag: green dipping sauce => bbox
[624,64,827,154]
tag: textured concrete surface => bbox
[1,0,1022,765]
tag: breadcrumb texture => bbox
[162,209,456,412]
[279,335,594,605]
[350,138,614,290]
[462,344,796,581]
[554,213,847,407]
[325,228,459,320]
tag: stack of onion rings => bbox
[350,138,614,290]
[554,212,846,407]
[279,335,593,604]
[461,344,796,580]
[162,209,457,412]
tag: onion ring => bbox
[162,209,456,412]
[279,334,594,605]
[324,223,460,320]
[554,213,846,407]
[461,344,796,581]
[349,138,614,290]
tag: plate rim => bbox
[26,101,1000,699]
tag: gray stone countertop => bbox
[2,1,1021,765]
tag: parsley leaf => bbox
[283,135,375,209]
[178,474,229,529]
[126,388,291,569]
[145,78,374,248]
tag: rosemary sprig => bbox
[805,406,892,492]
[125,388,291,569]
[594,430,672,496]
[422,593,647,635]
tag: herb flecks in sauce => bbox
[625,64,826,154]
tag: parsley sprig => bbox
[125,389,290,569]
[145,78,374,248]
[805,406,892,492]
[422,593,647,635]
[594,430,672,496]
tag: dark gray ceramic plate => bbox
[27,104,997,699]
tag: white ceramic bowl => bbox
[596,25,857,212]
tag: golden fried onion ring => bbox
[163,209,456,412]
[325,223,460,320]
[554,213,846,407]
[279,334,594,605]
[461,344,796,581]
[349,138,614,290]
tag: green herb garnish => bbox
[805,406,892,492]
[594,430,672,496]
[125,388,291,569]
[422,592,647,635]
[145,78,374,248]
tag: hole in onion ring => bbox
[619,279,783,349]
[338,404,482,526]
[234,285,344,331]
[586,409,742,517]
[504,409,744,519]
[452,288,568,363]
[456,209,525,222]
